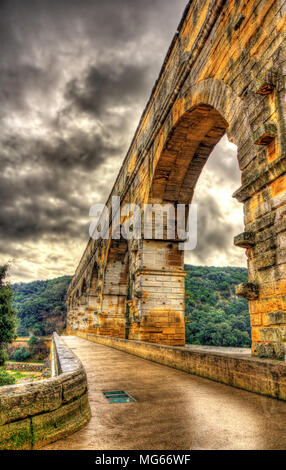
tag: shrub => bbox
[0,350,8,366]
[0,369,16,386]
[12,347,30,362]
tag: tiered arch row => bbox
[67,0,286,359]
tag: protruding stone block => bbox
[255,70,277,95]
[235,282,259,300]
[254,123,277,145]
[253,341,285,360]
[233,14,245,31]
[234,231,255,248]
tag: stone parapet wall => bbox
[76,331,286,401]
[0,333,91,450]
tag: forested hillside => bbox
[185,265,250,347]
[12,276,72,336]
[12,266,250,347]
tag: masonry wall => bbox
[0,333,91,450]
[5,362,45,372]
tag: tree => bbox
[0,265,17,366]
[28,335,39,354]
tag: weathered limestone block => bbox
[252,238,276,258]
[236,282,259,300]
[254,123,277,146]
[255,69,277,95]
[234,231,255,248]
[59,370,88,404]
[256,251,276,270]
[0,379,62,426]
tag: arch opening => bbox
[150,105,228,205]
[145,103,250,348]
[85,261,100,331]
[100,239,130,338]
[185,133,250,349]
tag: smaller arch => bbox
[100,239,130,338]
[89,260,99,293]
[81,278,87,295]
[86,260,100,330]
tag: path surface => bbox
[43,336,286,450]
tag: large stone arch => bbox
[149,78,255,203]
[135,76,285,355]
[130,80,243,346]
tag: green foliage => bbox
[12,276,72,336]
[0,265,17,365]
[0,369,16,386]
[12,347,31,362]
[11,267,251,349]
[28,335,39,352]
[0,350,8,365]
[8,370,38,380]
[16,326,29,337]
[185,265,251,348]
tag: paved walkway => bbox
[186,344,252,355]
[43,336,286,450]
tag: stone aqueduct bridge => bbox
[67,0,286,360]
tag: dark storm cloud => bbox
[65,62,153,118]
[0,0,243,281]
[0,65,44,115]
[0,1,187,259]
[2,128,122,170]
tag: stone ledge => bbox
[5,361,45,372]
[75,331,286,401]
[0,333,91,450]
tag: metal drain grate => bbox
[102,390,136,403]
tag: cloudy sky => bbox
[0,0,246,283]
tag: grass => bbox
[8,359,44,364]
[0,367,41,382]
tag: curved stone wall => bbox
[0,333,91,450]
